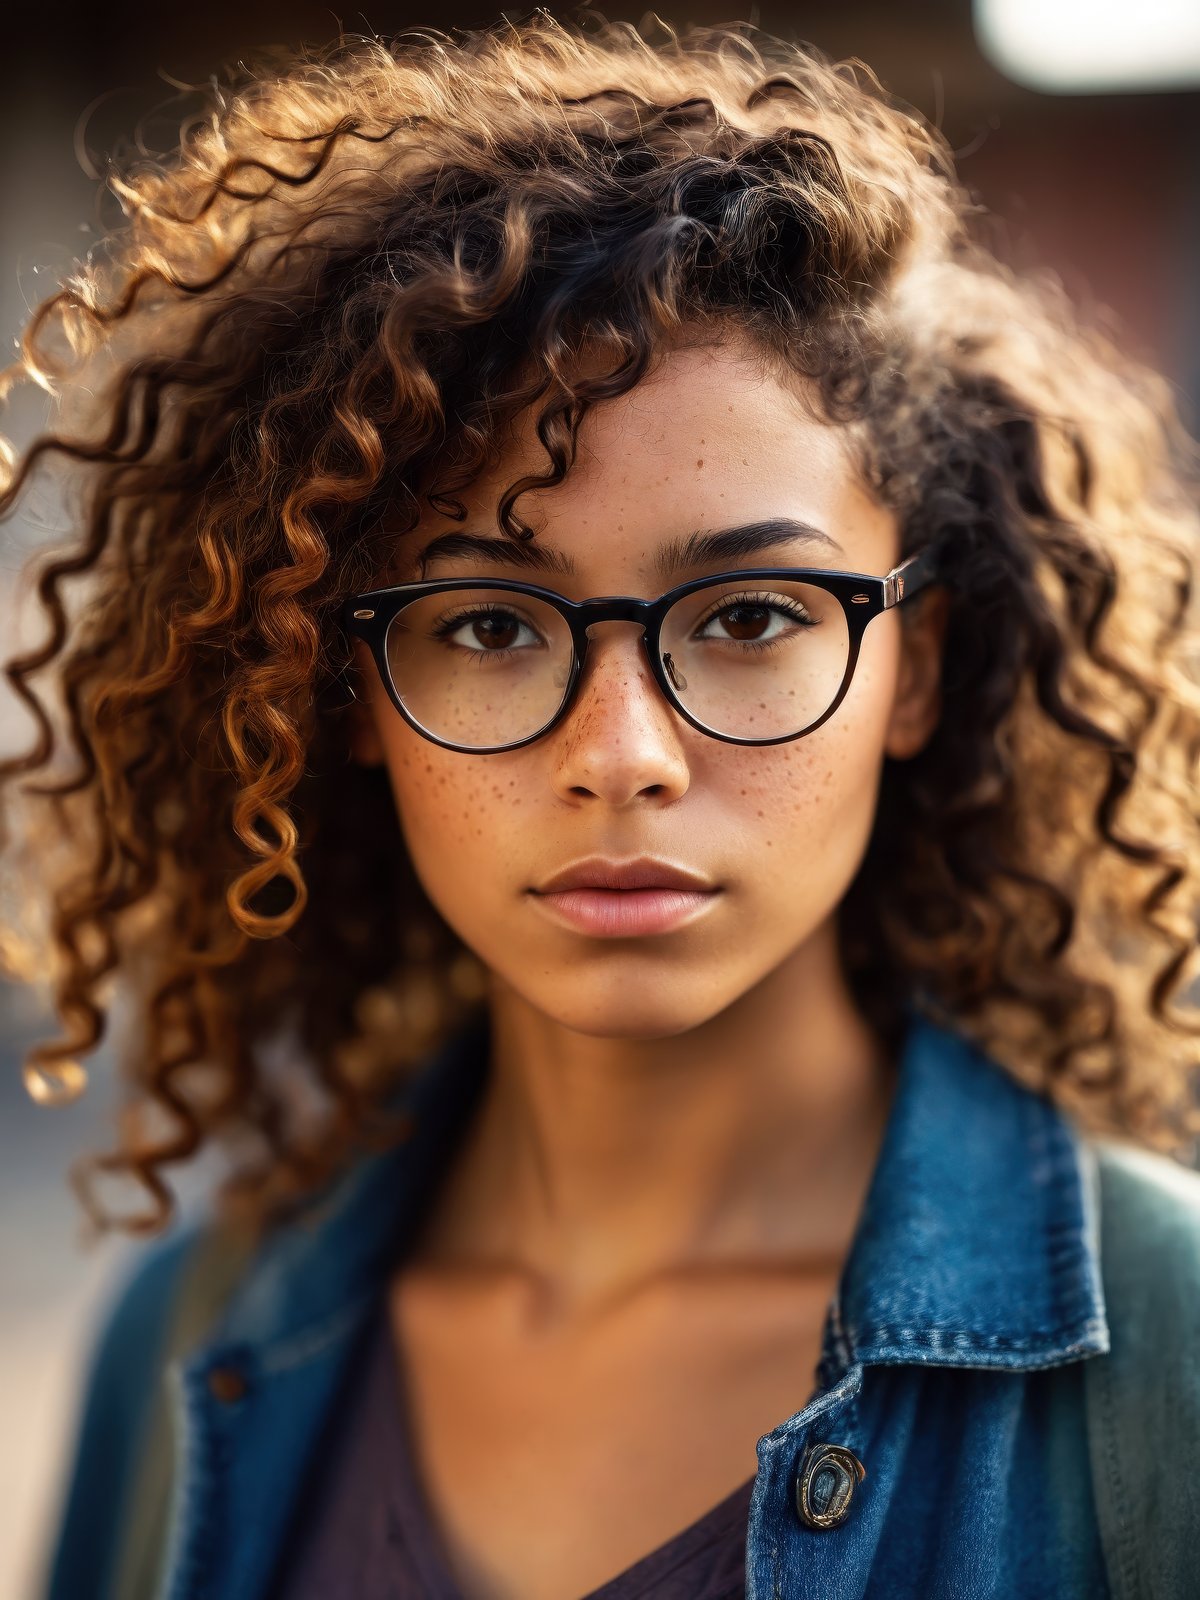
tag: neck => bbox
[416,922,898,1319]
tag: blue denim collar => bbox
[836,1013,1109,1370]
[206,1007,1109,1374]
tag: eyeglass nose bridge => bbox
[564,596,679,718]
[572,594,664,673]
[575,595,659,627]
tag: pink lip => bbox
[530,887,720,937]
[534,856,717,894]
[528,857,721,938]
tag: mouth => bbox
[528,856,722,938]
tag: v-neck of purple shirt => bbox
[267,1294,754,1599]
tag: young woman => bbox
[4,15,1199,1600]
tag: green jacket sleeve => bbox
[1085,1138,1200,1600]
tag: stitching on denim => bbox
[204,1381,238,1600]
[842,1385,862,1451]
[1033,1101,1102,1340]
[850,1319,1109,1352]
[163,1365,221,1600]
[822,1300,864,1441]
[744,1458,782,1600]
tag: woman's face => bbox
[351,337,946,1038]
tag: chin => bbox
[510,972,746,1041]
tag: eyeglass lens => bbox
[383,580,852,749]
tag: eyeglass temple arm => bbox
[883,540,942,608]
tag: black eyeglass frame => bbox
[342,542,944,754]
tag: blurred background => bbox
[2,1,1198,1594]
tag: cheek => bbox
[728,727,876,852]
[378,729,524,898]
[719,636,897,874]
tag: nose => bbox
[547,620,691,806]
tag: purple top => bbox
[267,1296,753,1599]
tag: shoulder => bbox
[1088,1136,1200,1378]
[1091,1136,1200,1307]
[1082,1138,1200,1598]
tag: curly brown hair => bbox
[2,11,1199,1245]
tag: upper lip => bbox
[532,857,719,894]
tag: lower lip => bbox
[530,887,721,937]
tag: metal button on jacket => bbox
[794,1441,866,1529]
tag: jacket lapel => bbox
[837,1013,1109,1372]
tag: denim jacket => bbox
[39,1010,1200,1600]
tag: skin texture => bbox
[348,334,949,1599]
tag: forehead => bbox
[402,340,897,580]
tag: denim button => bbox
[206,1364,248,1404]
[794,1441,866,1529]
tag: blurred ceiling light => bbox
[974,0,1200,91]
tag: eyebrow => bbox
[414,518,844,580]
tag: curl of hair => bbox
[2,12,1198,1242]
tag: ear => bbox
[346,642,387,767]
[884,586,950,761]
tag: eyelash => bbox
[431,603,539,657]
[692,590,817,636]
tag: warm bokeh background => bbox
[2,3,1198,1595]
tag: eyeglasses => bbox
[343,543,943,753]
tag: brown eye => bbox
[471,613,520,650]
[692,590,816,648]
[433,606,542,654]
[718,604,772,641]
